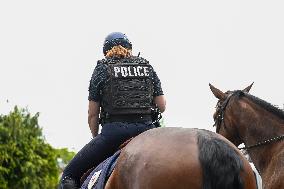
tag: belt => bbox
[104,114,152,123]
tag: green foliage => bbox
[55,148,76,170]
[159,117,166,127]
[0,107,59,189]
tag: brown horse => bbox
[100,127,256,189]
[210,83,284,189]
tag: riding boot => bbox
[59,176,80,189]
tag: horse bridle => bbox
[214,90,284,150]
[213,92,235,133]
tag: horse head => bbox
[209,83,254,147]
[210,83,284,188]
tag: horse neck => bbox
[230,98,284,173]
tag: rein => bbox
[214,91,284,150]
[238,134,284,150]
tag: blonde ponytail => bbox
[105,45,132,58]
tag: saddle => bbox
[80,138,133,189]
[81,150,121,189]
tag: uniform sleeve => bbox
[88,61,108,102]
[151,66,164,97]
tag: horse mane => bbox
[240,91,284,120]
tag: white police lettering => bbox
[121,67,128,77]
[137,66,143,76]
[114,67,120,77]
[133,67,138,76]
[127,67,134,76]
[113,66,149,77]
[144,67,149,76]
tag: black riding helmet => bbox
[103,32,132,56]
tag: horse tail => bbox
[197,130,244,189]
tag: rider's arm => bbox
[151,65,166,112]
[88,101,100,138]
[154,95,166,113]
[88,61,107,137]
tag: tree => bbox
[55,148,76,172]
[0,107,59,189]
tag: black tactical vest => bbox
[101,57,154,115]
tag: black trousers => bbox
[61,121,154,184]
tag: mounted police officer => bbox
[59,32,166,189]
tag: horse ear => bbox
[242,82,254,93]
[209,83,226,100]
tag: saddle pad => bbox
[81,150,121,189]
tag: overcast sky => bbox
[1,1,284,151]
